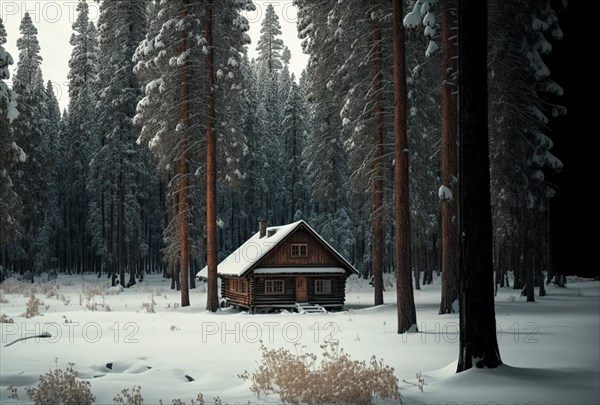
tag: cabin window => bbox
[315,279,332,294]
[229,279,248,294]
[265,279,285,295]
[290,243,308,257]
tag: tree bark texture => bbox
[205,0,219,312]
[457,0,502,372]
[439,0,459,315]
[392,0,417,333]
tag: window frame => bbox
[290,243,308,258]
[265,279,285,295]
[315,279,332,295]
[229,279,249,294]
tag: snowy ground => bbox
[1,273,598,404]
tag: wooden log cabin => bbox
[198,220,358,313]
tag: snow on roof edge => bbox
[195,220,359,278]
[253,267,347,274]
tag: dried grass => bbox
[240,341,401,405]
[25,367,95,405]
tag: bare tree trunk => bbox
[178,0,191,307]
[205,0,219,312]
[118,172,125,287]
[109,200,116,286]
[521,209,534,301]
[439,0,459,315]
[393,0,417,333]
[98,192,105,278]
[128,238,137,287]
[537,263,546,297]
[371,0,384,306]
[457,0,502,372]
[414,236,421,291]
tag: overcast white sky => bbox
[2,0,308,111]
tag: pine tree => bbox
[256,4,285,74]
[63,0,100,274]
[34,82,61,273]
[213,0,255,261]
[402,0,443,292]
[0,17,23,244]
[92,0,149,286]
[135,0,205,305]
[457,0,502,372]
[335,1,389,303]
[393,0,417,333]
[205,0,219,312]
[488,0,564,298]
[370,0,385,306]
[11,13,47,274]
[296,1,355,261]
[439,0,459,314]
[282,80,308,222]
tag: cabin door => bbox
[295,276,307,302]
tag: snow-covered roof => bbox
[196,220,358,278]
[253,267,346,275]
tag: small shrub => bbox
[159,394,208,405]
[82,285,106,300]
[114,385,144,405]
[60,294,71,305]
[0,291,8,303]
[142,295,156,313]
[0,280,34,296]
[83,294,110,312]
[0,313,15,323]
[166,302,181,310]
[24,293,43,318]
[22,285,37,297]
[25,367,95,405]
[240,341,400,405]
[6,384,18,399]
[41,282,59,298]
[403,371,425,392]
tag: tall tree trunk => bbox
[439,0,460,315]
[393,0,417,333]
[128,238,137,287]
[118,173,125,287]
[414,236,421,291]
[371,1,384,306]
[457,0,502,372]
[524,212,535,302]
[178,145,189,305]
[110,200,116,286]
[205,0,219,312]
[524,210,536,301]
[178,1,191,307]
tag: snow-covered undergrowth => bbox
[1,274,598,404]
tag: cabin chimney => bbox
[259,218,267,238]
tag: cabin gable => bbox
[257,227,340,268]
